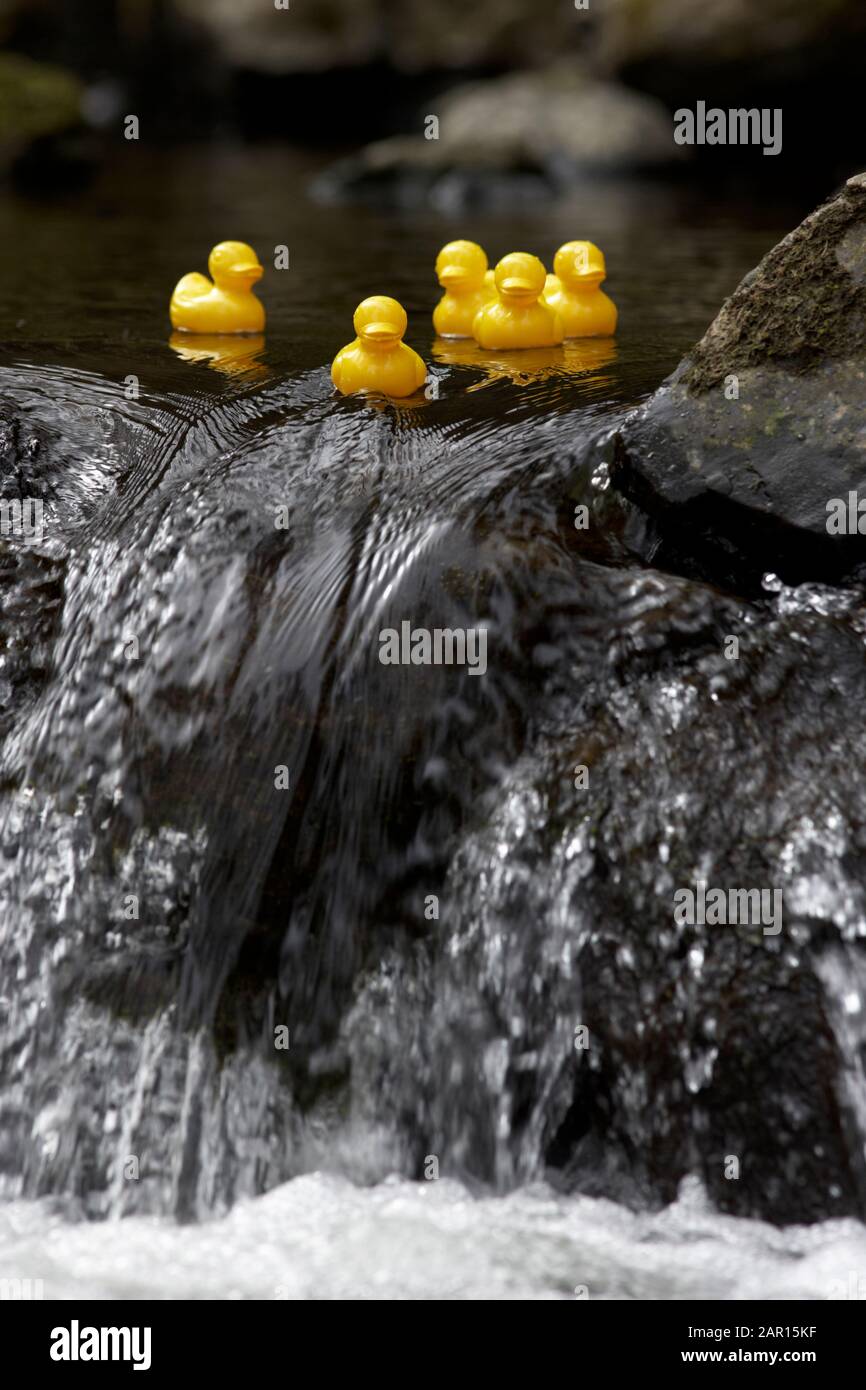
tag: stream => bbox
[1,147,865,1299]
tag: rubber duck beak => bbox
[501,277,536,295]
[572,257,602,284]
[361,321,400,341]
[233,263,264,281]
[439,266,471,286]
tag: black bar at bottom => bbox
[1,1299,859,1374]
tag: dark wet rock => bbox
[4,326,866,1230]
[313,65,682,208]
[0,547,64,739]
[0,366,594,1215]
[359,573,866,1225]
[607,174,866,590]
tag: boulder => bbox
[313,64,682,207]
[352,566,866,1225]
[608,173,866,589]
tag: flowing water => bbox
[1,147,865,1298]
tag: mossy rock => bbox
[607,174,866,590]
[0,51,82,150]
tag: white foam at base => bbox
[1,1174,865,1301]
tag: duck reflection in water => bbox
[168,332,268,379]
[431,336,616,390]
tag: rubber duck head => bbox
[208,241,265,290]
[553,241,606,290]
[436,240,489,293]
[353,295,408,350]
[494,252,547,305]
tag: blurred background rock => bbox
[0,0,865,199]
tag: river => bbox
[1,147,864,1299]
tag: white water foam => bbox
[1,1174,865,1301]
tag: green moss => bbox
[0,51,82,145]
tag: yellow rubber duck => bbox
[472,252,563,350]
[170,241,265,334]
[433,240,496,339]
[543,241,617,338]
[331,296,427,398]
